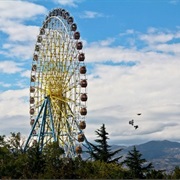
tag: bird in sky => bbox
[134,125,139,129]
[129,113,141,129]
[129,119,134,126]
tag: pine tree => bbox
[122,146,153,178]
[171,166,180,179]
[90,124,122,163]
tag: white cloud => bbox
[53,0,82,7]
[169,0,180,5]
[119,29,135,36]
[0,88,29,136]
[85,43,175,63]
[15,80,29,88]
[99,38,115,46]
[21,70,31,78]
[0,0,180,146]
[0,88,29,117]
[80,10,104,19]
[2,43,35,60]
[139,30,180,44]
[0,115,30,136]
[0,61,24,73]
[151,43,180,54]
[0,0,47,20]
[84,29,180,145]
[1,23,40,42]
[140,33,174,44]
[0,82,11,88]
[0,0,47,59]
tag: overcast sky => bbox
[0,0,180,146]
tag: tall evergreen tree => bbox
[171,166,180,179]
[122,146,153,179]
[90,124,122,163]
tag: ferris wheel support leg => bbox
[38,97,48,151]
[23,99,47,152]
[38,96,57,151]
[47,96,57,142]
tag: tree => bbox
[171,166,180,179]
[76,160,125,179]
[42,142,65,179]
[7,132,25,156]
[122,146,153,179]
[90,124,122,163]
[0,135,6,147]
[146,169,166,179]
[0,135,11,178]
[24,144,45,179]
[0,132,28,179]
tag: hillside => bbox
[118,140,180,173]
[83,140,180,172]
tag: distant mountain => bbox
[114,140,180,173]
[83,140,180,172]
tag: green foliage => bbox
[171,166,180,179]
[76,160,125,179]
[7,132,22,150]
[42,142,71,179]
[0,135,6,147]
[25,145,45,178]
[0,132,28,178]
[1,131,179,179]
[90,124,122,163]
[0,143,12,178]
[122,146,153,178]
[146,169,166,179]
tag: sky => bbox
[0,0,180,146]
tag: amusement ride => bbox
[24,8,92,158]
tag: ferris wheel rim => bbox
[28,8,89,157]
[43,16,69,35]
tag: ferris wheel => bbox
[24,8,92,158]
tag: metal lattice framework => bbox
[24,8,92,158]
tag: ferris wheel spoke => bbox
[63,69,79,90]
[52,95,78,112]
[62,62,79,86]
[63,83,78,94]
[65,102,76,118]
[52,97,75,118]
